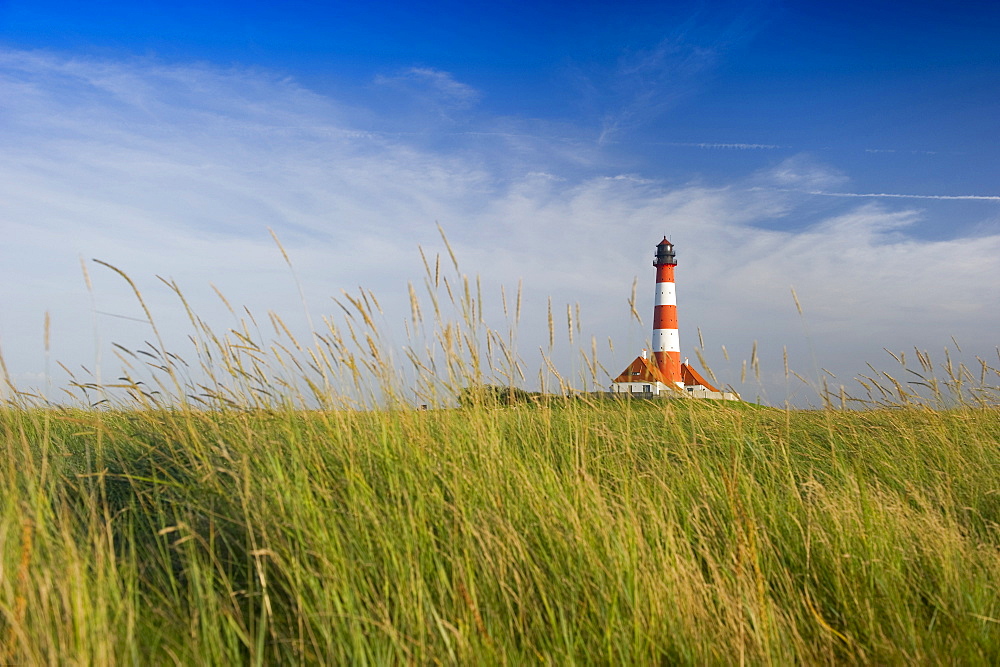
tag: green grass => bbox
[2,246,999,663]
[2,400,999,664]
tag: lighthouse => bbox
[652,237,682,388]
[610,238,740,400]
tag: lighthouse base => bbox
[609,355,741,401]
[608,382,739,401]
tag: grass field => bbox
[2,397,1000,664]
[2,254,999,663]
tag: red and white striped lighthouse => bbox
[652,237,683,388]
[610,237,737,400]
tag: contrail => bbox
[864,148,940,155]
[662,142,958,154]
[803,190,1000,201]
[756,187,1000,201]
[666,142,783,150]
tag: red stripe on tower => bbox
[652,237,682,388]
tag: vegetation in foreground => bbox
[2,247,999,663]
[2,400,1000,664]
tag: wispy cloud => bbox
[373,67,481,110]
[586,4,772,145]
[757,156,849,191]
[594,38,717,145]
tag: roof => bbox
[611,355,720,393]
[611,355,669,385]
[680,363,720,393]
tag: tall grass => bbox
[1,243,999,663]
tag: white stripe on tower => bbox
[654,281,676,306]
[652,237,682,388]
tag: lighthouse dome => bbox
[654,237,677,266]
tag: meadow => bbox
[1,249,999,664]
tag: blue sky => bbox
[1,0,998,405]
